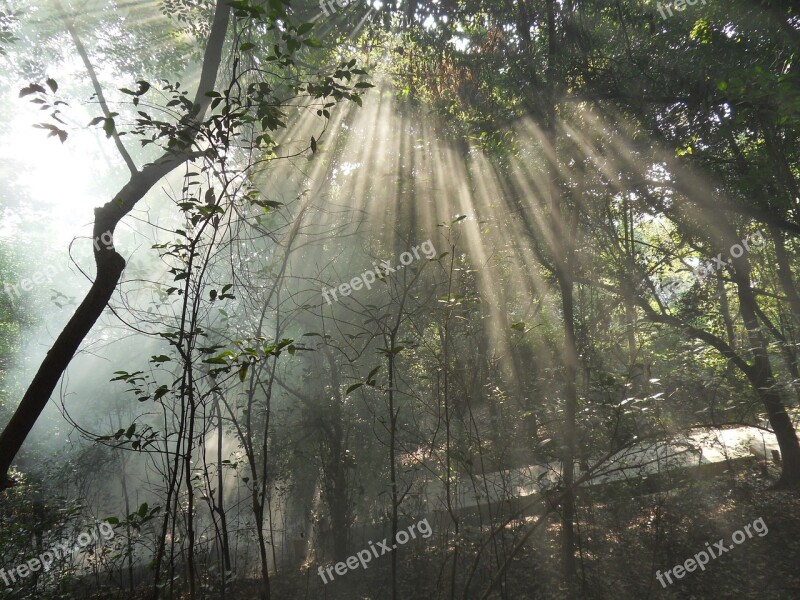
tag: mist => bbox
[1,1,800,599]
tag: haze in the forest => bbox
[1,1,799,599]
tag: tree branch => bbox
[52,0,138,175]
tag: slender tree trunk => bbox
[116,416,135,593]
[152,399,189,600]
[715,272,739,388]
[622,200,637,367]
[388,331,399,600]
[183,393,197,599]
[439,248,459,600]
[557,275,579,589]
[541,0,578,589]
[240,388,272,600]
[53,0,137,175]
[320,349,350,563]
[215,399,231,584]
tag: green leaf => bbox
[103,117,116,138]
[33,123,68,143]
[297,22,314,35]
[19,83,46,97]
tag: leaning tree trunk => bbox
[729,254,800,488]
[0,0,231,489]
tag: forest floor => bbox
[81,459,800,599]
[570,460,800,599]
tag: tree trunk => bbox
[770,226,800,321]
[730,249,800,487]
[215,399,232,580]
[541,0,578,589]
